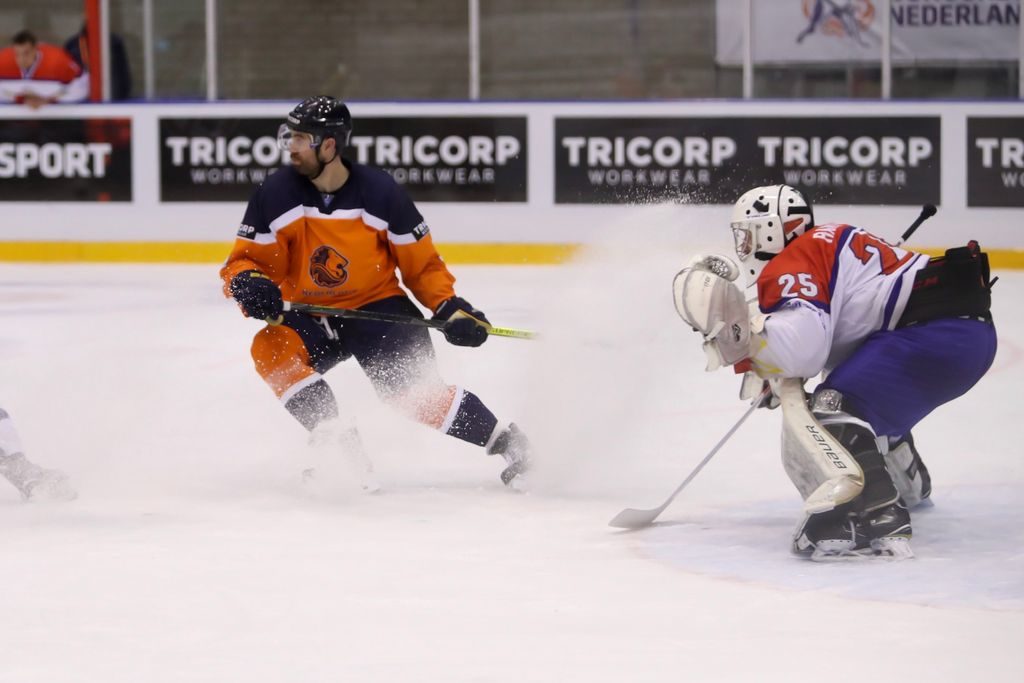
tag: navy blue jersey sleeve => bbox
[386,181,425,236]
[236,182,270,242]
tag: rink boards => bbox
[1,99,1023,266]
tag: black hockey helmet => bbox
[283,95,353,147]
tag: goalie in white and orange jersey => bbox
[674,185,996,560]
[220,96,530,491]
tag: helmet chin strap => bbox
[309,144,339,181]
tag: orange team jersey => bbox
[220,160,456,313]
[757,223,928,368]
[0,43,86,102]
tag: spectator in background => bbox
[64,22,132,101]
[0,30,89,107]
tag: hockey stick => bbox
[279,301,537,340]
[608,386,771,530]
[896,203,936,247]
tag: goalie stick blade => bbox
[608,506,665,530]
[607,387,770,531]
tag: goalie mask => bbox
[730,185,814,287]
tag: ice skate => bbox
[308,420,381,494]
[0,452,77,502]
[885,433,932,508]
[794,510,872,560]
[794,500,913,561]
[863,501,914,559]
[487,423,531,490]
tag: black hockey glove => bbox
[230,270,284,321]
[433,296,490,347]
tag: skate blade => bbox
[810,547,878,562]
[503,471,530,493]
[359,476,383,495]
[302,467,382,495]
[809,539,914,562]
[26,478,78,502]
[27,488,78,502]
[871,536,914,560]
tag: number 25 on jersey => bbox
[778,273,819,298]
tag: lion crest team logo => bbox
[309,245,350,287]
[796,0,875,46]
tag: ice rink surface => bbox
[2,220,1023,682]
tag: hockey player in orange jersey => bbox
[0,30,88,107]
[220,96,530,490]
[674,185,996,560]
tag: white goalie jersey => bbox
[750,223,929,379]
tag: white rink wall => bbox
[1,99,1023,255]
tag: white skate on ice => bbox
[0,452,77,502]
[307,419,381,494]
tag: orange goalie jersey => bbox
[220,161,456,313]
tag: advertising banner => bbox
[967,117,1024,207]
[160,117,285,202]
[555,116,940,205]
[0,118,131,202]
[160,116,527,203]
[715,0,1020,65]
[348,117,527,202]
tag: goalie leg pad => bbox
[884,432,932,508]
[814,417,898,516]
[792,388,913,558]
[777,379,864,515]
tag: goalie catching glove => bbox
[673,254,752,371]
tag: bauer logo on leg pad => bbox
[777,378,865,511]
[806,425,849,470]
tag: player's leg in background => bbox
[344,295,531,487]
[250,313,378,491]
[0,406,76,501]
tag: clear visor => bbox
[730,221,754,260]
[277,124,321,152]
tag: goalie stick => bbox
[897,204,936,247]
[274,302,537,340]
[608,386,771,530]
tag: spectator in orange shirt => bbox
[0,30,89,107]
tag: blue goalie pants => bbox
[819,317,997,437]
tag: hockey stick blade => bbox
[608,387,770,530]
[280,302,537,340]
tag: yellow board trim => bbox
[0,241,583,265]
[1,241,1023,268]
